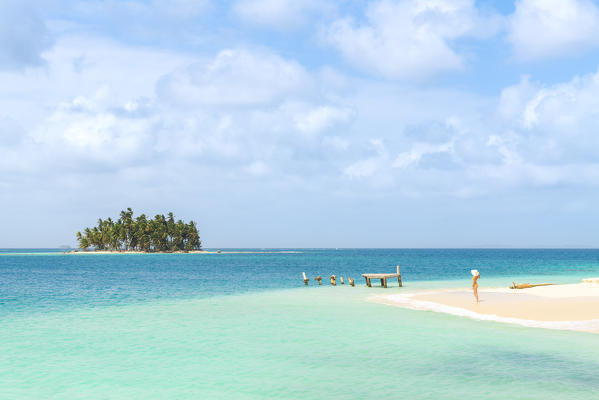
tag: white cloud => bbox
[343,158,380,178]
[343,139,391,182]
[0,40,354,190]
[322,135,349,151]
[294,105,352,135]
[0,35,190,134]
[392,142,454,169]
[233,0,330,29]
[325,0,499,79]
[0,0,53,70]
[6,0,599,247]
[508,0,599,61]
[497,75,536,120]
[29,88,155,168]
[23,57,599,199]
[497,70,599,166]
[334,67,599,196]
[157,49,310,107]
[6,27,599,244]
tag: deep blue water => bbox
[2,248,599,315]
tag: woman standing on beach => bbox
[471,270,480,303]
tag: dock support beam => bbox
[397,265,402,287]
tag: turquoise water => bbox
[1,249,599,399]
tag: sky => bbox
[2,0,599,248]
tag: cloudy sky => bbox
[2,0,599,248]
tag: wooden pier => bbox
[362,265,402,288]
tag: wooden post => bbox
[366,277,372,287]
[315,276,322,285]
[302,272,309,286]
[383,277,388,288]
[339,276,344,285]
[348,277,355,286]
[380,278,384,287]
[397,265,402,287]
[329,275,336,286]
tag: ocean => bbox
[1,249,598,399]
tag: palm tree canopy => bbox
[76,209,201,252]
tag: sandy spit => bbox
[372,283,599,333]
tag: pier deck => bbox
[362,266,402,288]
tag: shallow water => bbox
[1,249,599,399]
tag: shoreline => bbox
[372,282,599,333]
[64,250,302,255]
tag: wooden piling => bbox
[315,276,322,285]
[302,272,309,286]
[397,265,402,287]
[348,276,355,286]
[339,276,345,285]
[329,275,337,286]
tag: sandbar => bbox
[372,282,599,333]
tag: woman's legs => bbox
[473,285,479,303]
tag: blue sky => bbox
[2,0,599,248]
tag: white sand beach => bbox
[373,281,599,333]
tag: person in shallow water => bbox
[471,269,480,303]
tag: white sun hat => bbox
[471,269,480,276]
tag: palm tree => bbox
[109,219,122,250]
[186,221,201,250]
[119,208,134,250]
[173,220,185,251]
[167,212,176,250]
[135,214,149,251]
[76,231,90,249]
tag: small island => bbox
[75,208,201,252]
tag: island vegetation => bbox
[76,208,201,252]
